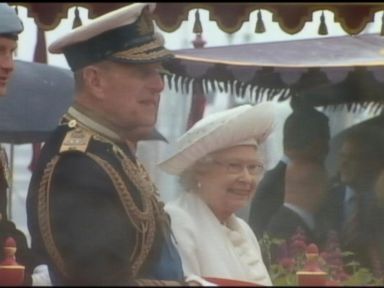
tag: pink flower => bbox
[279,257,295,272]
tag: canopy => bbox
[10,3,384,35]
[163,33,384,112]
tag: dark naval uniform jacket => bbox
[26,106,184,286]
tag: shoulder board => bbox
[59,124,92,153]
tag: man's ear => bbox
[82,66,105,99]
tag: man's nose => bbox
[0,55,14,72]
[149,72,165,92]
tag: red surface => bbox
[12,3,384,34]
[204,277,261,286]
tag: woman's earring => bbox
[197,181,202,189]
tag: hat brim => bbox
[158,102,276,175]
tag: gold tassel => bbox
[381,12,384,36]
[318,11,328,35]
[255,10,266,33]
[72,7,82,29]
[193,10,203,34]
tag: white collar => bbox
[281,155,291,165]
[344,186,356,203]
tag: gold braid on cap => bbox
[37,128,169,279]
[112,38,171,61]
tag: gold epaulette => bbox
[59,119,92,153]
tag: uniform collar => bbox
[67,104,122,143]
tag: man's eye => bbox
[248,164,258,171]
[138,67,165,77]
[228,163,242,170]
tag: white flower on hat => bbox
[158,102,276,175]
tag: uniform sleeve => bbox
[48,152,136,285]
[165,204,201,276]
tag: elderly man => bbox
[26,3,209,286]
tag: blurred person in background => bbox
[249,100,330,239]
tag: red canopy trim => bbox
[10,3,384,35]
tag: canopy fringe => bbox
[255,10,266,33]
[164,71,384,112]
[381,12,384,36]
[72,7,83,29]
[318,11,328,35]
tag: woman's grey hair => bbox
[179,155,214,192]
[73,69,84,92]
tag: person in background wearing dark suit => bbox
[322,126,384,277]
[265,160,328,254]
[249,101,330,239]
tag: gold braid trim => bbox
[113,49,172,61]
[37,155,70,278]
[109,142,171,232]
[85,152,156,277]
[37,148,158,279]
[87,152,153,230]
[112,38,172,61]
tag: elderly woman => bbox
[159,103,276,286]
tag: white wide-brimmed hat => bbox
[159,102,276,175]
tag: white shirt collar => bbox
[344,186,356,202]
[281,155,291,165]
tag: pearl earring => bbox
[197,181,202,189]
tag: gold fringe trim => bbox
[115,38,163,56]
[113,49,172,61]
[37,129,169,279]
[38,155,69,278]
[112,38,172,61]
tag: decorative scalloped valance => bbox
[10,3,384,35]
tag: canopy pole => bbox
[7,144,14,219]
